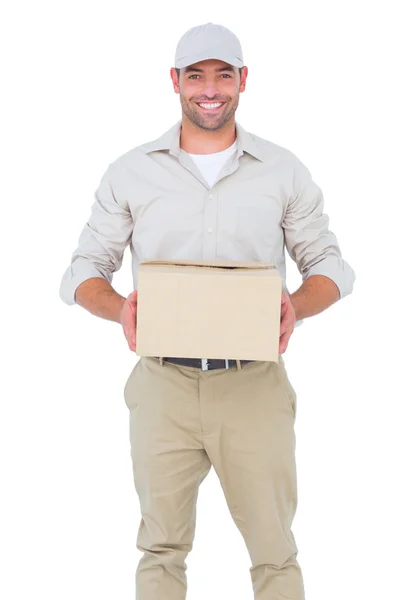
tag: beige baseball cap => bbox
[174,22,244,69]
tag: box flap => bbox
[140,258,277,270]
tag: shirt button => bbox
[207,227,213,233]
[208,194,212,200]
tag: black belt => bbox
[155,357,255,371]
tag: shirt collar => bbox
[142,119,264,162]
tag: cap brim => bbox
[175,51,243,69]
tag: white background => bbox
[2,1,399,599]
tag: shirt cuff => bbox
[303,255,356,299]
[59,259,110,306]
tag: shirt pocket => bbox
[234,204,280,244]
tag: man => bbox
[59,22,355,600]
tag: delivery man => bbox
[59,22,355,600]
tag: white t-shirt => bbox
[183,139,238,188]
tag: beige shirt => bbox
[59,119,355,327]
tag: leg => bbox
[124,357,212,600]
[200,357,304,600]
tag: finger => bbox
[127,290,138,305]
[281,318,295,337]
[280,310,288,333]
[280,318,294,338]
[128,329,136,346]
[124,327,136,350]
[279,331,290,354]
[280,303,288,320]
[281,294,290,310]
[280,303,290,326]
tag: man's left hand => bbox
[279,292,296,354]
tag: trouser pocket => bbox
[275,356,297,419]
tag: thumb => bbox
[127,290,137,303]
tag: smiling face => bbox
[171,59,248,132]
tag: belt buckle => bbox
[201,358,209,371]
[201,358,230,371]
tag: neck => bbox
[180,115,237,155]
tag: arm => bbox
[59,162,134,315]
[75,278,126,323]
[282,156,356,320]
[278,156,356,351]
[75,279,138,351]
[289,274,340,321]
[279,276,340,353]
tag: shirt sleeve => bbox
[282,157,356,299]
[59,163,134,306]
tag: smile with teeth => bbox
[197,102,225,110]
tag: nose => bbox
[200,79,221,100]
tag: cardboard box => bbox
[135,258,282,362]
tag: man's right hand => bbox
[120,290,138,352]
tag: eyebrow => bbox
[183,65,236,74]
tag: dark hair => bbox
[175,67,243,79]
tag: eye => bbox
[188,73,233,79]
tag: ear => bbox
[239,66,248,93]
[170,67,180,94]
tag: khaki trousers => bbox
[123,355,305,600]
